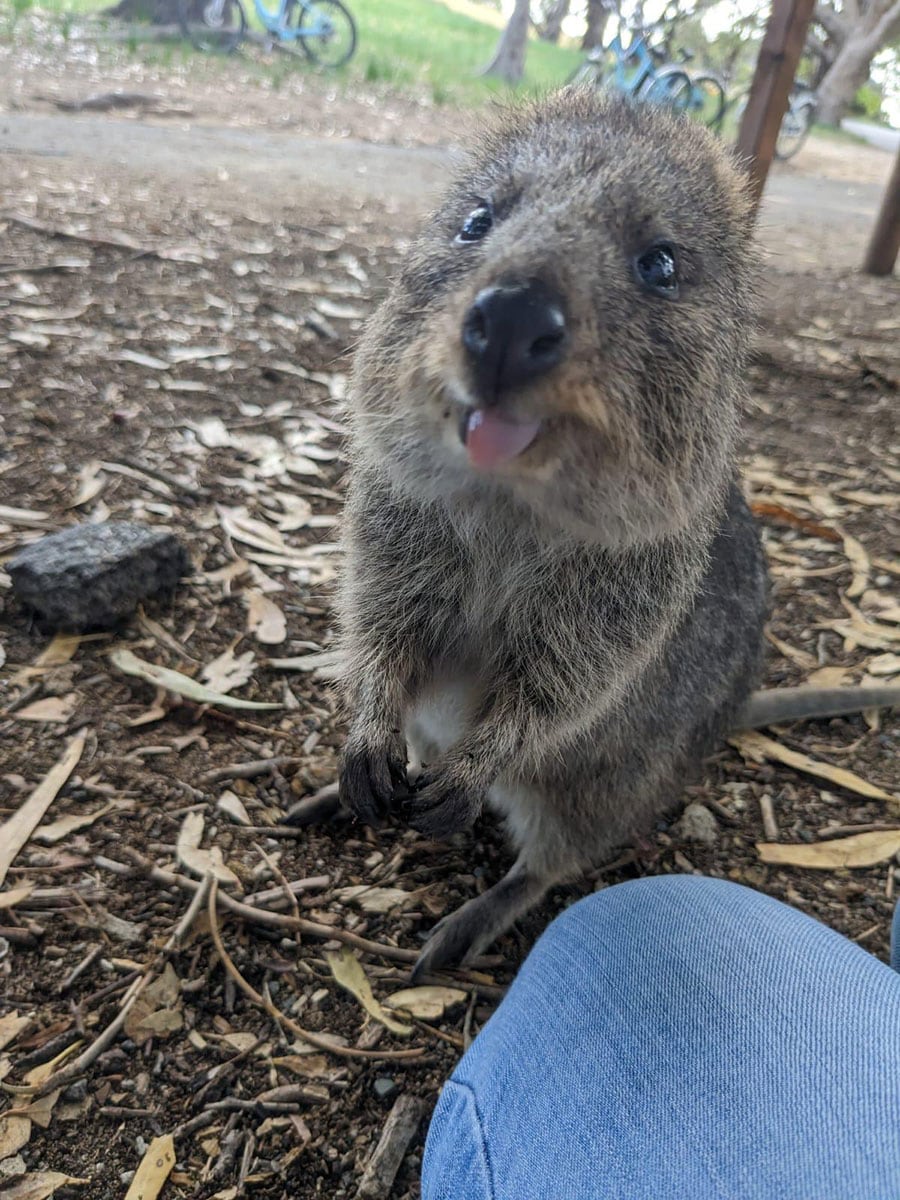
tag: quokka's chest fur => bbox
[335,92,767,974]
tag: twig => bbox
[206,878,426,1064]
[168,871,212,949]
[27,971,148,1098]
[199,757,299,785]
[253,843,300,923]
[58,944,103,994]
[817,822,900,840]
[27,876,206,1098]
[410,1018,465,1049]
[759,793,779,842]
[120,850,421,964]
[356,1094,425,1199]
[244,875,331,906]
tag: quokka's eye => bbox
[635,243,680,296]
[455,204,493,245]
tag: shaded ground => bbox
[1,40,899,1200]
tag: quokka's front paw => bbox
[403,769,483,839]
[339,739,407,825]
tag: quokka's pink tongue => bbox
[464,409,541,470]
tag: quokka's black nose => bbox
[462,281,567,401]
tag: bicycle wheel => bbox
[689,73,726,128]
[567,59,604,87]
[775,101,814,161]
[298,0,356,67]
[178,0,246,53]
[640,67,692,113]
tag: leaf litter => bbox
[0,115,896,1200]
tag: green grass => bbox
[347,0,581,104]
[10,0,584,106]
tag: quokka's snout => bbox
[460,279,569,402]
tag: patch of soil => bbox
[0,71,898,1200]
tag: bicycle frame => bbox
[249,0,333,39]
[606,31,657,97]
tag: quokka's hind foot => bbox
[411,866,552,981]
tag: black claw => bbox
[404,777,481,838]
[411,913,475,979]
[339,746,409,825]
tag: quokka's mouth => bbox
[458,406,543,470]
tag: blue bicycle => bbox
[178,0,356,65]
[570,25,725,127]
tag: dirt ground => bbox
[1,36,899,1200]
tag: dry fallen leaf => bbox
[13,694,79,723]
[384,987,467,1020]
[217,790,252,826]
[11,634,83,686]
[841,530,870,599]
[1,1173,89,1200]
[218,506,287,554]
[0,1115,31,1159]
[246,590,287,645]
[868,653,900,677]
[335,885,417,914]
[68,461,106,508]
[805,666,849,688]
[267,650,343,678]
[111,648,280,711]
[124,965,184,1042]
[34,801,124,844]
[124,1134,176,1200]
[0,885,35,910]
[177,812,240,885]
[200,646,257,695]
[0,730,87,887]
[0,1012,32,1051]
[758,830,900,869]
[730,732,898,805]
[325,947,413,1037]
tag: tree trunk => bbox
[537,0,570,43]
[581,0,608,51]
[482,0,531,83]
[812,0,900,125]
[815,29,885,123]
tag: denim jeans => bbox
[421,876,900,1200]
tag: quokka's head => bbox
[350,90,757,547]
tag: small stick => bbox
[705,798,741,827]
[356,1094,425,1200]
[253,842,300,922]
[168,872,212,949]
[199,757,300,785]
[758,793,779,843]
[58,944,103,994]
[817,822,900,841]
[121,850,421,964]
[244,876,331,906]
[206,878,426,1064]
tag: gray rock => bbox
[674,802,720,846]
[8,521,189,631]
[373,1076,398,1100]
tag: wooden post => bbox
[862,146,900,276]
[735,0,817,211]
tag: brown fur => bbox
[329,92,855,975]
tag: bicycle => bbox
[569,27,725,128]
[568,27,694,114]
[177,0,356,66]
[774,82,817,159]
[732,82,817,160]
